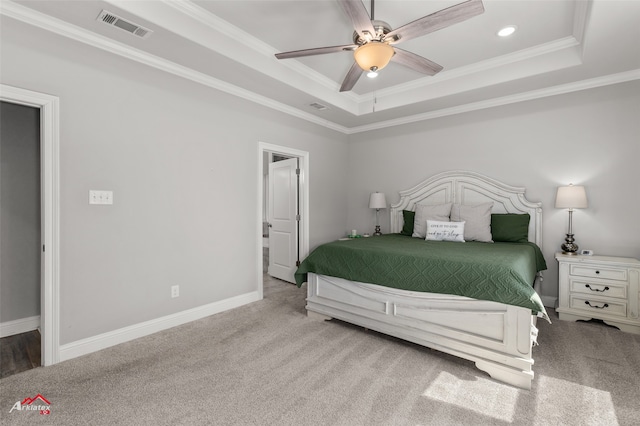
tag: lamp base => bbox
[373,225,382,236]
[561,233,579,255]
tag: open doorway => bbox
[0,84,60,368]
[0,101,41,377]
[266,154,298,282]
[257,142,309,300]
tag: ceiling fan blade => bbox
[340,62,364,92]
[338,0,376,40]
[391,48,443,76]
[384,0,484,44]
[275,44,357,60]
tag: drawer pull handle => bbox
[595,271,600,274]
[585,284,609,292]
[585,301,609,309]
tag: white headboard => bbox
[390,170,543,247]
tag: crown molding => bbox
[118,0,361,110]
[0,1,349,134]
[367,36,581,104]
[160,0,341,90]
[573,0,592,45]
[346,69,640,134]
[355,36,584,114]
[2,0,636,135]
[161,0,587,114]
[159,0,592,119]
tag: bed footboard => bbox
[306,273,537,389]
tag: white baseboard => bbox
[541,296,558,309]
[0,315,40,338]
[59,291,261,362]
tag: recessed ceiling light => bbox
[497,25,517,37]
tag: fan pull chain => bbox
[371,0,375,20]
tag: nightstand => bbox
[556,253,640,334]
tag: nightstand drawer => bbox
[569,278,627,299]
[570,265,627,281]
[570,296,627,317]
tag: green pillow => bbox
[491,214,530,243]
[400,210,415,236]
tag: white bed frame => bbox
[305,171,544,389]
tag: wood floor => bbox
[0,330,41,379]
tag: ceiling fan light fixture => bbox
[275,0,485,92]
[354,42,394,72]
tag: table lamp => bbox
[555,184,588,255]
[369,192,387,236]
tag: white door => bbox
[268,157,298,283]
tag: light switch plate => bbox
[89,190,113,205]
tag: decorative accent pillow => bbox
[450,202,493,242]
[400,210,415,236]
[412,203,453,238]
[426,220,466,242]
[491,213,530,243]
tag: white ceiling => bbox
[3,0,640,133]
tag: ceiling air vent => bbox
[96,10,153,39]
[309,102,329,111]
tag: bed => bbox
[296,171,548,389]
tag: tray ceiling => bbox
[2,0,639,133]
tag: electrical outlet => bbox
[171,285,179,298]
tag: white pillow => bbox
[412,203,452,238]
[426,220,466,242]
[450,202,494,242]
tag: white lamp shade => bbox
[369,192,387,209]
[555,185,588,209]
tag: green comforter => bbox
[295,234,547,316]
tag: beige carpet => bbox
[1,276,639,425]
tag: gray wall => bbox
[0,102,41,323]
[346,81,640,304]
[1,19,349,344]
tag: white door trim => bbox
[257,142,309,299]
[1,84,60,366]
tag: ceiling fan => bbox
[275,0,484,92]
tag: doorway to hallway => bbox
[0,84,60,367]
[257,142,309,299]
[0,101,41,377]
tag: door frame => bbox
[1,84,60,366]
[257,142,309,299]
